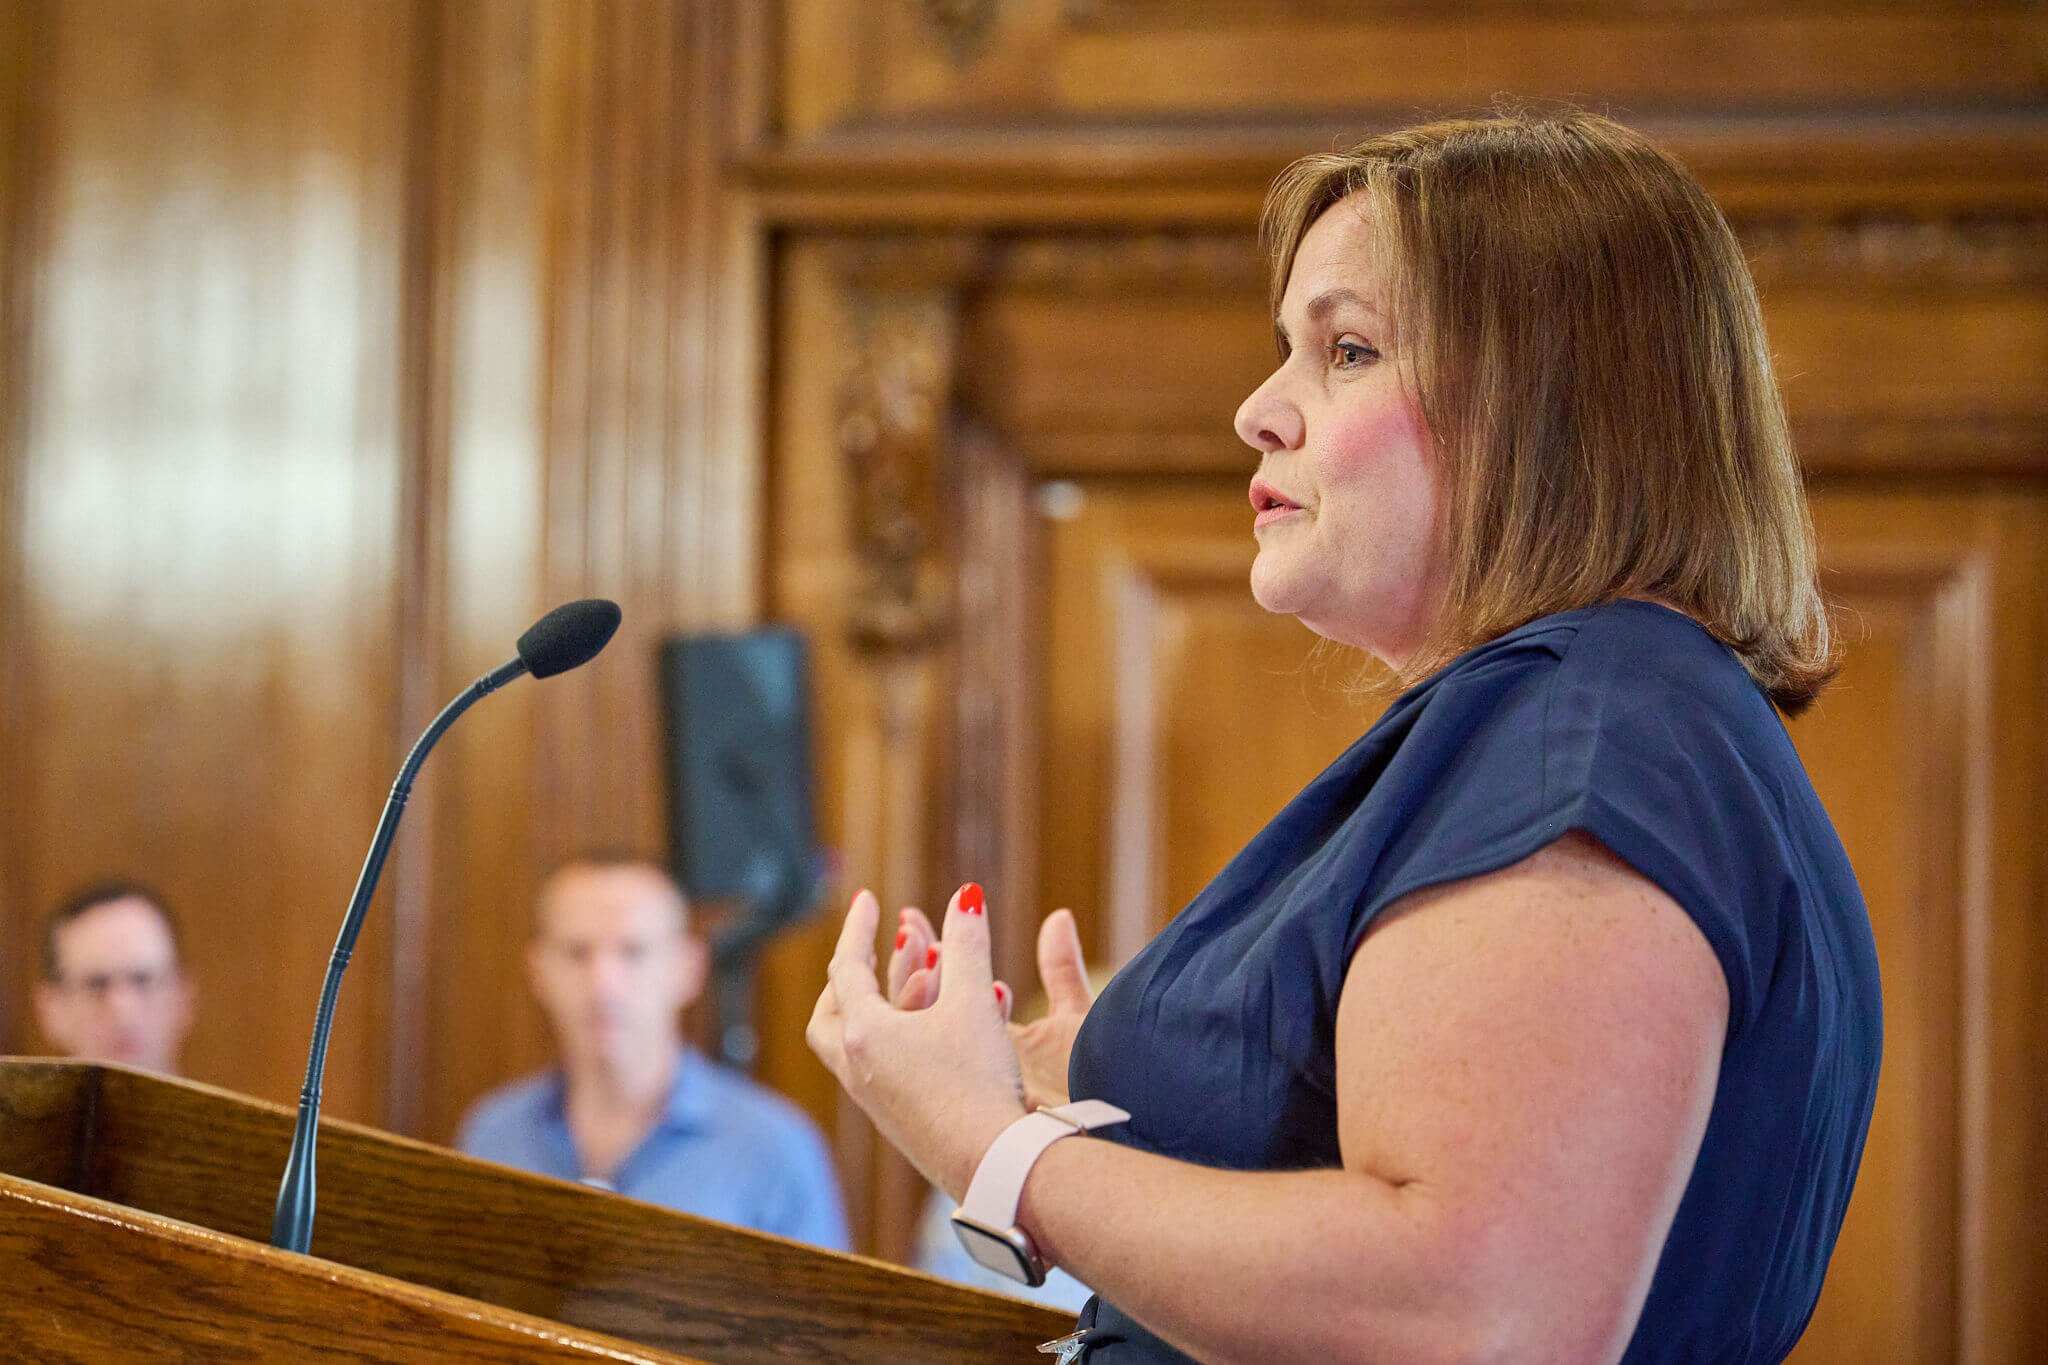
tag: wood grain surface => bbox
[0,1060,1072,1364]
[0,1172,701,1364]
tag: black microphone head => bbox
[517,599,622,679]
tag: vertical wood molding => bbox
[0,0,48,1050]
[824,266,965,1258]
[1810,542,1995,1362]
[677,0,767,629]
[952,422,1038,991]
[1921,553,1993,1365]
[814,267,1050,1257]
[1103,561,1161,968]
[1940,553,1995,1365]
[532,0,600,856]
[385,0,454,1142]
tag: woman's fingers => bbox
[889,909,945,1010]
[825,888,886,1009]
[886,907,931,1002]
[898,965,941,1012]
[1037,907,1094,1016]
[830,882,1005,1017]
[805,978,844,1076]
[833,888,882,966]
[935,881,996,1002]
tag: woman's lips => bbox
[1254,505,1303,529]
[1250,477,1304,529]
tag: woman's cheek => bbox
[1317,386,1433,478]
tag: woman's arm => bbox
[811,832,1727,1365]
[1015,832,1726,1363]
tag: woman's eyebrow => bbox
[1306,287,1381,324]
[1276,287,1384,353]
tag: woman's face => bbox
[1234,195,1446,668]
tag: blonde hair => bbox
[1262,111,1836,714]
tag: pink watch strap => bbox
[958,1099,1131,1232]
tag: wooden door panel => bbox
[1784,506,1980,1362]
[1039,478,1390,965]
[1788,490,2046,1365]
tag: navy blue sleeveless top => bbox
[1067,600,1882,1363]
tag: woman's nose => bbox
[1234,371,1302,453]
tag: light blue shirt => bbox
[455,1049,848,1251]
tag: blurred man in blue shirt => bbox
[456,855,846,1250]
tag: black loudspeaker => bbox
[659,628,816,903]
[658,628,821,1069]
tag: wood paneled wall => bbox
[3,2,2045,1361]
[0,0,764,1149]
[403,0,765,1147]
[1,0,420,1129]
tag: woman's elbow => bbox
[1354,1303,1629,1365]
[1353,1221,1640,1365]
[1453,1278,1640,1365]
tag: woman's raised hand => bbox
[1009,908,1095,1111]
[807,884,1027,1200]
[879,897,1091,1109]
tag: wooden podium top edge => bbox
[0,1167,707,1364]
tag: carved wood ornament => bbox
[916,0,1003,66]
[1735,211,2048,283]
[838,289,960,654]
[826,264,972,1261]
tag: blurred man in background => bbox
[34,881,195,1075]
[456,854,846,1249]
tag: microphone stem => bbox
[271,659,526,1253]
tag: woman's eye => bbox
[1332,340,1378,368]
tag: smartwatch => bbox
[950,1099,1131,1286]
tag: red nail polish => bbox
[960,882,985,916]
[993,983,1008,1003]
[925,945,940,969]
[894,928,907,950]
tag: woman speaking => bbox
[808,111,1882,1364]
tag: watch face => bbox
[951,1214,1047,1287]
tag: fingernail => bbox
[894,928,907,950]
[854,888,870,907]
[993,983,1009,1005]
[925,945,940,969]
[960,882,985,916]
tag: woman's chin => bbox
[1247,560,1299,616]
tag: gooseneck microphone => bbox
[271,598,621,1254]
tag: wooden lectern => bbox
[0,1059,1073,1362]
